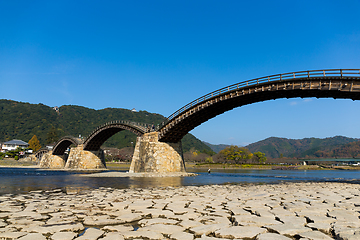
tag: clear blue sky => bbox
[1,0,360,145]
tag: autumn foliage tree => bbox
[28,135,41,152]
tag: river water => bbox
[0,167,359,195]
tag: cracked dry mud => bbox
[0,182,359,239]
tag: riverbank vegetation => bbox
[185,162,360,171]
[183,145,267,165]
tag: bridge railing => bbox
[161,69,360,128]
[88,120,153,137]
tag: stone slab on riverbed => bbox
[0,182,360,239]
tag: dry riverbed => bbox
[0,182,360,239]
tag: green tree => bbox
[219,145,253,163]
[253,151,267,163]
[46,126,59,143]
[6,147,24,159]
[205,156,213,163]
[28,135,41,152]
[201,149,216,156]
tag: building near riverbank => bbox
[1,139,29,152]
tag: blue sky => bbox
[1,0,360,145]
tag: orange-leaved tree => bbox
[28,135,41,152]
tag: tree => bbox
[205,156,213,163]
[46,126,59,143]
[201,149,216,156]
[219,145,253,163]
[6,147,24,159]
[253,151,267,164]
[28,135,41,152]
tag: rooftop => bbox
[3,139,29,146]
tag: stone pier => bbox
[65,145,106,169]
[129,132,186,173]
[39,152,67,169]
[39,145,106,169]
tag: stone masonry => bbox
[39,146,106,169]
[40,132,183,171]
[39,152,66,169]
[129,132,185,173]
[65,145,106,169]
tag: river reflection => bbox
[0,167,360,195]
[128,176,183,189]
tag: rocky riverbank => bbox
[0,182,359,239]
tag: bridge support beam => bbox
[39,151,66,169]
[65,145,106,169]
[129,132,186,173]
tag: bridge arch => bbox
[83,120,150,151]
[158,69,360,143]
[52,136,83,155]
[34,148,49,162]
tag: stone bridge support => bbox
[39,152,67,169]
[65,145,106,169]
[129,132,186,173]
[39,146,106,169]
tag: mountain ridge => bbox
[203,141,231,153]
[0,99,211,152]
[246,136,360,159]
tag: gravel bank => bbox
[0,182,359,239]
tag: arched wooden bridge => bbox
[158,69,360,142]
[48,68,360,155]
[52,136,83,155]
[34,148,50,162]
[82,120,150,151]
[49,121,151,155]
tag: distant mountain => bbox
[316,140,360,158]
[203,142,231,153]
[0,99,212,152]
[246,136,359,159]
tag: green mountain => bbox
[246,136,359,159]
[0,99,211,152]
[314,141,360,158]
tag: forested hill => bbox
[246,136,360,159]
[0,99,211,152]
[203,142,230,153]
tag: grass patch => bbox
[0,159,37,167]
[186,162,273,169]
[106,162,131,171]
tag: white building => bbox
[45,143,55,150]
[1,139,29,152]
